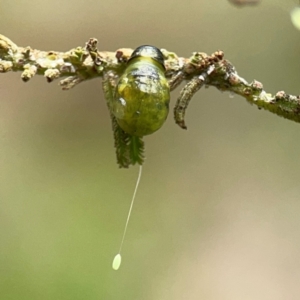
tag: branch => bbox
[228,0,261,7]
[1,34,299,126]
[3,33,299,167]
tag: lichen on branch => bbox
[1,33,300,166]
[1,34,299,124]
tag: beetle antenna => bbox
[112,165,143,270]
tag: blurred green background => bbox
[1,1,300,299]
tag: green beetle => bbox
[111,45,170,137]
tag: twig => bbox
[1,33,300,126]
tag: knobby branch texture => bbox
[1,34,299,123]
[1,34,299,167]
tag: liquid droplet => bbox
[112,165,143,270]
[291,7,300,31]
[112,254,122,270]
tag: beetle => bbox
[102,45,220,167]
[111,45,170,137]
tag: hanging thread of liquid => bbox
[112,165,143,270]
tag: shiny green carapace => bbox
[111,46,170,137]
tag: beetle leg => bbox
[168,71,185,91]
[102,71,131,168]
[102,71,118,106]
[174,65,215,129]
[102,71,145,167]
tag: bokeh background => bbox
[1,1,300,299]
